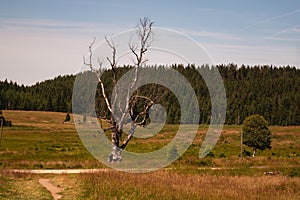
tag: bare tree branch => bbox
[129,17,154,67]
[83,38,113,113]
[83,37,96,68]
[115,17,155,152]
[105,36,118,83]
[84,18,155,162]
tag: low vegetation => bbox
[80,170,300,200]
[1,111,300,171]
[0,110,102,169]
[0,172,52,199]
[0,110,299,199]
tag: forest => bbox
[0,64,299,126]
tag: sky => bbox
[0,0,300,85]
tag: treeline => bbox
[0,64,299,125]
[0,75,75,112]
[218,64,299,125]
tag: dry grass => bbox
[0,170,52,199]
[3,110,73,124]
[0,170,85,200]
[48,174,84,200]
[1,110,300,199]
[81,170,300,200]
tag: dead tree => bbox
[83,17,154,162]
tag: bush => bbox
[283,168,300,177]
[242,114,272,157]
[242,150,251,157]
[218,153,226,158]
[207,151,215,158]
[64,112,71,122]
[199,159,214,166]
[0,114,12,127]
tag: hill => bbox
[0,75,75,112]
[0,64,299,125]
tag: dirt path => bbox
[4,165,299,174]
[7,168,110,174]
[38,178,62,200]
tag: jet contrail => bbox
[240,9,300,31]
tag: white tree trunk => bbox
[252,148,256,157]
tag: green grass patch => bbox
[0,110,300,199]
[0,172,52,199]
[1,110,300,172]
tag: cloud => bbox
[0,17,126,37]
[179,29,242,41]
[203,43,300,67]
[1,16,299,85]
[265,25,300,42]
[265,36,300,42]
[291,26,300,33]
[240,9,300,31]
[0,30,88,85]
[1,18,87,29]
[0,18,128,85]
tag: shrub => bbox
[218,153,226,158]
[64,112,71,122]
[242,114,272,157]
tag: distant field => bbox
[1,110,300,172]
[0,110,300,199]
[0,110,102,169]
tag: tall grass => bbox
[80,170,300,200]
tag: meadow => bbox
[0,110,300,199]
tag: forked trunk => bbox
[108,119,123,162]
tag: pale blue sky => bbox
[1,0,300,85]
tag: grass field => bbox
[0,110,300,199]
[0,110,102,169]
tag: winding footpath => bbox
[38,179,62,200]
